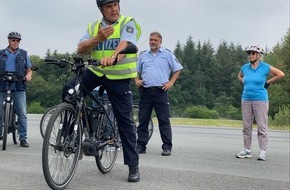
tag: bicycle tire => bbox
[148,118,154,140]
[95,103,119,174]
[133,106,154,141]
[42,103,81,190]
[40,105,57,139]
[12,111,18,145]
[2,103,11,150]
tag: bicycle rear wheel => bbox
[42,103,81,190]
[12,111,19,145]
[95,103,119,174]
[2,103,11,150]
[40,105,57,139]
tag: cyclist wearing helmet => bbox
[236,44,284,161]
[0,32,33,147]
[64,0,141,182]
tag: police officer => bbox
[0,32,33,147]
[63,0,141,182]
[135,31,183,156]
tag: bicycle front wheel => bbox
[40,105,57,139]
[42,103,81,190]
[95,104,119,174]
[2,102,12,150]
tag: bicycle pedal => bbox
[107,140,115,145]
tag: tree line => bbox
[27,29,290,126]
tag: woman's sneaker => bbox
[236,148,252,158]
[257,150,267,161]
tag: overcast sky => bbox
[0,0,289,57]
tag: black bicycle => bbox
[42,44,137,190]
[0,67,37,150]
[133,103,154,140]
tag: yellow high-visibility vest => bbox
[88,16,141,80]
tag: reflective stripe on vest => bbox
[87,16,141,80]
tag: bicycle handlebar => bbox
[0,72,25,82]
[0,66,38,82]
[44,58,100,67]
[44,43,138,68]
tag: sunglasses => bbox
[11,39,20,42]
[247,51,256,56]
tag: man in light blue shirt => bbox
[135,31,183,156]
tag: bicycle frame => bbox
[61,61,117,155]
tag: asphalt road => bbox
[0,114,289,190]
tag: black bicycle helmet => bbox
[7,32,22,40]
[96,0,120,7]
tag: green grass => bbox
[152,117,289,130]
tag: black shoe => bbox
[128,166,140,182]
[0,136,3,141]
[161,149,171,156]
[137,148,146,154]
[20,140,29,148]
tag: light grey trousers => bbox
[241,100,269,151]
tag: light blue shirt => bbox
[137,47,183,87]
[5,49,31,71]
[241,61,270,101]
[79,19,137,44]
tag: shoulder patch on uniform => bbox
[126,25,134,33]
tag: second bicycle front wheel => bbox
[42,103,81,190]
[40,105,57,139]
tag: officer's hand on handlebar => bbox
[100,57,116,67]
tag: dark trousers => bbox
[63,69,139,166]
[137,87,172,151]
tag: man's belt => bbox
[143,86,163,91]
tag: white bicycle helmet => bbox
[246,44,264,55]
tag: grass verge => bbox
[151,118,289,130]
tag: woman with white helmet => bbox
[236,44,284,161]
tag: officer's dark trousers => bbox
[62,69,139,166]
[137,87,172,151]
